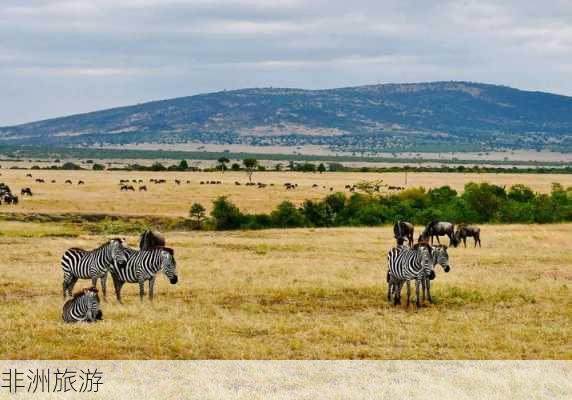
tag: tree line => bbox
[188,182,572,230]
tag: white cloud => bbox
[0,0,571,125]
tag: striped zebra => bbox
[60,238,128,299]
[109,246,178,303]
[62,287,103,323]
[386,243,434,307]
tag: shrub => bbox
[211,196,243,230]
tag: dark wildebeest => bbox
[454,224,481,248]
[35,178,45,183]
[21,188,33,197]
[175,180,181,185]
[139,185,147,192]
[4,194,18,205]
[393,220,414,246]
[139,229,166,250]
[78,180,85,185]
[421,221,457,246]
[65,180,72,184]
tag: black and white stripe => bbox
[60,239,128,299]
[62,287,103,323]
[386,244,433,307]
[110,247,178,303]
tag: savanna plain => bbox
[0,170,570,359]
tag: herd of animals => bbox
[3,173,482,322]
[61,230,178,323]
[388,220,481,307]
[61,220,481,323]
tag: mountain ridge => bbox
[2,81,572,152]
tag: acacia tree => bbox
[189,202,206,229]
[317,163,326,174]
[243,158,258,183]
[217,157,230,175]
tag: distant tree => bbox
[317,163,326,174]
[178,159,189,171]
[60,162,83,170]
[231,163,241,171]
[275,163,283,171]
[150,162,167,171]
[92,163,106,171]
[189,202,206,229]
[217,157,230,175]
[243,158,258,183]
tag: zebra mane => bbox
[69,239,123,253]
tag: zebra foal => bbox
[62,287,103,323]
[60,238,128,299]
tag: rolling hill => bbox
[1,81,572,153]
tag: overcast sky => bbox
[1,0,571,125]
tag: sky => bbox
[1,0,571,126]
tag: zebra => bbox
[60,238,128,299]
[109,246,178,303]
[62,287,103,323]
[386,243,434,307]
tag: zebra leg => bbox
[149,276,156,301]
[139,280,145,301]
[427,279,432,303]
[111,275,124,304]
[101,273,107,301]
[415,279,421,308]
[64,276,78,298]
[463,237,467,248]
[421,278,426,304]
[406,281,411,306]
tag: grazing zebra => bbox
[60,238,128,299]
[62,287,103,323]
[110,246,178,303]
[386,243,433,307]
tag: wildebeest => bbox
[420,221,457,246]
[78,180,85,185]
[51,180,56,183]
[26,173,33,178]
[393,221,414,246]
[454,224,481,248]
[139,229,166,250]
[21,188,33,197]
[175,180,181,185]
[120,185,135,191]
[35,178,45,183]
[65,180,72,184]
[139,185,147,192]
[3,194,18,205]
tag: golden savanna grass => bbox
[1,222,570,359]
[1,170,572,216]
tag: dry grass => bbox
[1,170,572,216]
[1,222,570,359]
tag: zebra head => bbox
[159,248,178,284]
[84,287,102,321]
[432,245,451,272]
[109,238,128,269]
